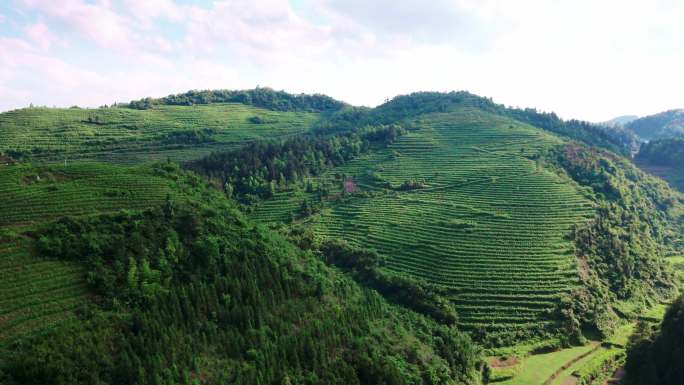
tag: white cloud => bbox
[121,0,184,25]
[1,0,683,121]
[23,22,63,50]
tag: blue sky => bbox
[1,0,683,121]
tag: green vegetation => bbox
[496,344,597,385]
[246,108,598,345]
[636,137,684,192]
[0,162,202,352]
[0,237,88,350]
[187,124,404,201]
[0,165,485,385]
[0,102,319,163]
[570,347,625,385]
[625,109,684,140]
[1,89,682,384]
[127,87,347,112]
[0,163,181,228]
[624,293,684,385]
[554,144,681,338]
[320,91,632,154]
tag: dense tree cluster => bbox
[1,195,484,385]
[636,137,684,167]
[127,88,347,113]
[553,144,681,335]
[624,294,684,385]
[320,240,459,325]
[162,128,218,145]
[187,124,404,201]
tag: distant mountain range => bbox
[602,110,684,141]
[601,115,639,127]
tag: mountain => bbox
[626,109,684,141]
[635,137,684,192]
[0,89,682,385]
[602,115,640,127]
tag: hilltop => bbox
[0,89,682,385]
[626,109,684,141]
[602,110,684,141]
[602,115,639,127]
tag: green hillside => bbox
[0,89,682,384]
[0,167,484,384]
[0,163,181,228]
[626,109,684,140]
[0,163,187,351]
[0,103,319,164]
[251,108,596,344]
[635,137,684,192]
[186,92,681,348]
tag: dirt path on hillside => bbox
[542,343,601,385]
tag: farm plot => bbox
[0,103,319,164]
[253,108,596,340]
[0,163,178,228]
[0,238,88,351]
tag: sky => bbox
[0,0,683,121]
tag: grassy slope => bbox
[0,104,319,163]
[498,344,597,385]
[252,108,596,341]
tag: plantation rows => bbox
[252,108,595,339]
[0,104,318,163]
[0,162,189,351]
[0,164,176,227]
[0,238,88,351]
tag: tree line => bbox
[127,87,346,113]
[186,124,405,202]
[636,137,684,166]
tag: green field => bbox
[0,103,319,163]
[251,108,596,340]
[494,343,598,385]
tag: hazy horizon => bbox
[1,0,683,121]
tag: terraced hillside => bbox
[0,163,180,227]
[0,237,88,354]
[252,108,596,343]
[0,163,184,351]
[0,103,319,163]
